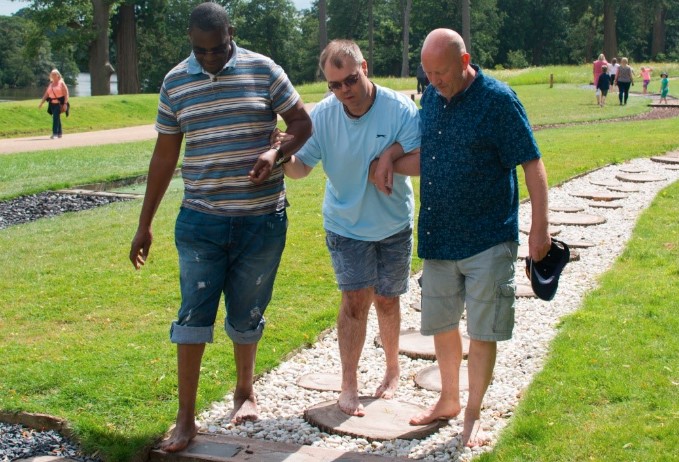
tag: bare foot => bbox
[374,370,399,399]
[409,398,460,425]
[338,390,365,417]
[462,417,491,447]
[158,421,198,453]
[228,394,259,424]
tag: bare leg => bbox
[373,294,401,399]
[462,339,496,447]
[337,288,373,416]
[228,342,259,424]
[410,329,462,425]
[160,343,205,452]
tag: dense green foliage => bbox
[1,0,679,92]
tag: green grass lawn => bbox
[0,66,678,461]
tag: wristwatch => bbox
[274,145,290,166]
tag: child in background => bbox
[596,65,611,107]
[640,66,653,94]
[659,72,669,104]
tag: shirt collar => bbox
[187,40,239,76]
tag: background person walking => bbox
[38,69,69,139]
[615,58,634,105]
[659,72,669,104]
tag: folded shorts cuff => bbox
[225,319,265,345]
[170,322,214,344]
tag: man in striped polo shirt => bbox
[129,2,311,452]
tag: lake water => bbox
[0,73,118,102]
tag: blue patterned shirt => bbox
[156,42,300,216]
[418,65,541,260]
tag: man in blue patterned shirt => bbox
[129,2,311,452]
[407,29,552,447]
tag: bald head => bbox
[421,28,466,61]
[420,28,474,101]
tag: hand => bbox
[528,231,551,262]
[269,128,295,147]
[371,155,394,195]
[248,148,278,184]
[129,228,152,270]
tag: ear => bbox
[228,26,235,38]
[361,60,368,76]
[461,52,471,68]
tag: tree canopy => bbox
[1,0,678,93]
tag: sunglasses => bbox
[327,72,361,91]
[192,43,229,56]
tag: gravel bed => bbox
[0,192,134,230]
[197,158,679,461]
[0,422,100,462]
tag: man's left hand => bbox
[249,149,278,184]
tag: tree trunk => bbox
[400,0,411,77]
[368,0,374,76]
[89,0,114,96]
[602,0,617,60]
[651,3,667,58]
[461,0,471,53]
[317,0,327,81]
[116,2,139,94]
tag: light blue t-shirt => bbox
[295,85,421,241]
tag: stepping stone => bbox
[516,283,536,298]
[589,179,620,187]
[376,329,469,360]
[297,373,364,392]
[414,363,469,392]
[569,249,581,262]
[549,213,606,226]
[607,184,640,193]
[571,191,628,201]
[664,165,679,171]
[561,238,596,248]
[618,166,648,173]
[549,205,584,213]
[304,397,447,441]
[517,244,528,260]
[589,201,622,209]
[651,155,679,165]
[615,173,666,183]
[519,224,562,236]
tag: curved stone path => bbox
[196,156,679,461]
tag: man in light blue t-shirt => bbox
[281,39,420,417]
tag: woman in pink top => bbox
[38,69,69,139]
[639,66,653,94]
[592,54,608,103]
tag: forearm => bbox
[523,158,549,232]
[277,101,312,163]
[393,149,420,176]
[282,156,312,179]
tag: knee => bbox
[341,289,372,320]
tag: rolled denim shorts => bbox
[325,226,412,296]
[170,207,287,345]
[420,241,517,342]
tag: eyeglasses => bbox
[327,72,361,91]
[192,43,229,56]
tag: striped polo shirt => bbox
[156,42,301,216]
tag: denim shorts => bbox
[325,226,412,296]
[420,241,517,342]
[171,207,287,345]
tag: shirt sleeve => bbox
[155,83,181,135]
[269,62,300,115]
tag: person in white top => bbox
[608,58,620,87]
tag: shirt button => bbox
[427,231,431,235]
[438,131,442,135]
[427,207,431,210]
[432,156,436,160]
[428,182,432,185]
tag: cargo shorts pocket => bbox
[493,281,516,334]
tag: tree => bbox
[603,0,617,61]
[113,1,139,94]
[400,0,411,77]
[461,0,470,52]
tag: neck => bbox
[344,82,376,118]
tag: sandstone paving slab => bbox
[607,184,640,193]
[149,433,410,462]
[549,213,606,226]
[665,165,679,170]
[571,191,628,201]
[519,224,562,236]
[618,166,648,173]
[549,205,584,213]
[297,373,365,393]
[588,201,623,209]
[615,173,667,183]
[650,155,679,165]
[559,238,596,248]
[515,283,536,298]
[415,363,469,392]
[589,179,620,187]
[375,329,469,360]
[519,245,580,262]
[304,398,447,441]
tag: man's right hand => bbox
[130,228,152,270]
